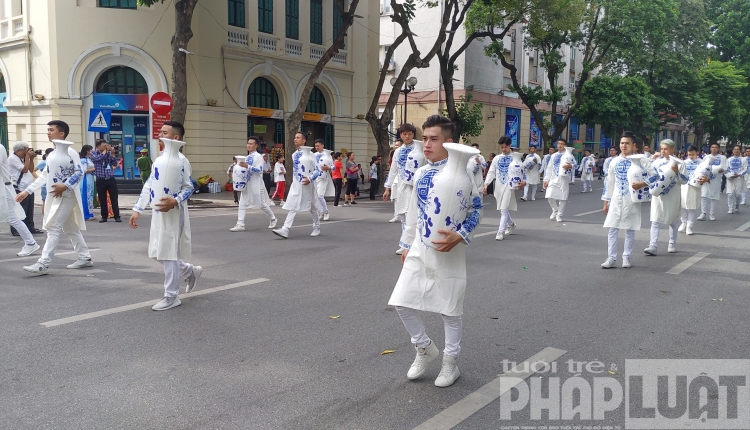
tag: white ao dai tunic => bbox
[646,157,687,224]
[484,153,526,211]
[602,156,643,231]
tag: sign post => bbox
[88,108,112,132]
[150,92,174,139]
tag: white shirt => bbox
[274,162,286,182]
[9,153,34,191]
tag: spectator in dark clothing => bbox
[89,139,121,222]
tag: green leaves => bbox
[445,94,485,144]
[577,75,656,137]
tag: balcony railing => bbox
[227,28,249,48]
[0,13,25,42]
[258,34,277,53]
[285,40,302,57]
[333,51,347,65]
[310,46,325,61]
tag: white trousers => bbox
[607,228,635,261]
[727,193,740,211]
[160,260,193,298]
[523,183,537,199]
[582,180,592,192]
[680,209,697,226]
[700,197,717,215]
[38,194,90,266]
[237,202,275,226]
[548,198,567,216]
[317,195,328,214]
[395,306,463,357]
[499,209,513,233]
[741,192,747,204]
[649,220,679,248]
[4,191,36,246]
[282,206,320,230]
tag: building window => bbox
[258,0,273,34]
[248,77,280,109]
[286,0,299,39]
[333,0,344,46]
[0,75,6,93]
[228,0,245,28]
[98,0,136,8]
[306,87,327,113]
[95,67,148,94]
[310,0,323,45]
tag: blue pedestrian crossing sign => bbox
[88,109,111,132]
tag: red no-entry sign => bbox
[150,92,173,115]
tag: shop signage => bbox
[249,107,284,119]
[152,113,170,139]
[93,93,148,111]
[302,113,332,123]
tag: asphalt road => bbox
[1,180,748,429]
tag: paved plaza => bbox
[1,182,749,429]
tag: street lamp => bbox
[390,76,418,123]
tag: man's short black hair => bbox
[621,131,637,142]
[398,123,417,136]
[248,136,260,145]
[314,138,324,145]
[295,131,308,141]
[471,143,479,148]
[687,145,699,152]
[556,138,567,145]
[48,120,69,138]
[95,138,107,148]
[163,120,185,139]
[422,115,454,139]
[710,142,720,148]
[498,136,512,146]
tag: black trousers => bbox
[333,178,343,206]
[369,178,379,200]
[96,177,120,219]
[263,173,272,193]
[10,189,34,234]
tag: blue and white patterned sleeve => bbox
[175,158,194,204]
[457,190,483,245]
[309,162,322,182]
[249,154,264,174]
[64,148,84,189]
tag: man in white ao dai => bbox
[697,142,726,221]
[643,139,687,256]
[601,132,648,269]
[724,145,747,214]
[521,145,541,201]
[229,137,277,232]
[543,139,574,222]
[483,136,526,241]
[388,115,482,389]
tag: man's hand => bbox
[603,201,609,215]
[482,184,488,195]
[238,162,249,168]
[698,176,709,184]
[517,181,526,190]
[400,249,409,265]
[129,212,140,229]
[671,164,679,175]
[631,181,648,190]
[301,178,310,186]
[107,145,114,154]
[321,165,331,171]
[563,163,573,170]
[14,191,29,202]
[432,229,463,253]
[543,181,549,188]
[383,188,390,201]
[154,196,179,212]
[50,183,67,197]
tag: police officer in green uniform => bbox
[136,148,153,185]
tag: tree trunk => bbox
[170,0,198,125]
[284,0,360,184]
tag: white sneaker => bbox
[549,210,558,220]
[389,216,400,223]
[318,212,324,221]
[23,262,49,275]
[601,258,616,269]
[504,223,516,235]
[531,197,536,201]
[396,247,404,255]
[280,199,285,204]
[678,222,686,233]
[519,196,527,201]
[323,212,330,221]
[434,355,460,387]
[644,246,657,256]
[229,224,245,232]
[728,209,734,214]
[556,215,563,223]
[272,227,289,239]
[686,224,694,235]
[709,214,716,221]
[67,258,93,269]
[268,218,277,229]
[17,243,40,257]
[310,228,320,237]
[185,265,202,293]
[697,213,707,221]
[152,296,181,311]
[407,341,439,380]
[495,233,504,241]
[668,243,676,253]
[343,202,349,206]
[622,257,632,268]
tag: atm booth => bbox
[91,93,151,180]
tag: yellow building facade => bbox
[0,0,379,180]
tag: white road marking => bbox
[736,221,750,232]
[666,252,710,275]
[41,277,270,328]
[474,231,497,238]
[413,347,567,430]
[292,218,364,228]
[574,209,602,217]
[0,248,101,264]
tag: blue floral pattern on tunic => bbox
[614,159,631,197]
[494,154,512,185]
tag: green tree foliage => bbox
[694,61,748,142]
[577,76,656,138]
[442,94,484,144]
